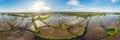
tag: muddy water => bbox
[44,13,120,40]
[0,13,120,40]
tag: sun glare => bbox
[31,1,51,12]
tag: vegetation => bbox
[106,28,118,36]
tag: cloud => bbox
[82,8,112,12]
[0,0,51,12]
[67,0,84,6]
[30,1,51,12]
[110,0,120,3]
[65,7,118,12]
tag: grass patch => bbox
[106,28,118,36]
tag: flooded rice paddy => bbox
[0,12,120,40]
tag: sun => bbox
[31,1,51,12]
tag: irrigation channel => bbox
[0,12,120,40]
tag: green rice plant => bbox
[106,28,118,36]
[40,15,51,20]
[62,24,69,29]
[101,28,118,40]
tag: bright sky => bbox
[0,0,120,12]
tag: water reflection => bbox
[0,13,120,40]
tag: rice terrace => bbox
[0,0,120,40]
